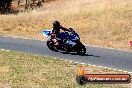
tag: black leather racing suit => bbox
[52,25,70,39]
[51,25,70,48]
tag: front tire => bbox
[47,40,55,51]
[75,42,86,55]
[77,46,86,55]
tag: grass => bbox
[0,50,131,88]
[0,0,132,50]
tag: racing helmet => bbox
[53,21,60,29]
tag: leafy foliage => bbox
[0,0,12,9]
[0,0,12,14]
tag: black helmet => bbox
[53,21,60,28]
[69,28,73,31]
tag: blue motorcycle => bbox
[42,29,86,55]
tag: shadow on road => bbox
[60,51,100,57]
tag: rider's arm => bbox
[60,26,71,32]
[51,28,55,33]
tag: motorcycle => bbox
[42,29,86,55]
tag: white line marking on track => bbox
[104,67,108,69]
[98,66,103,68]
[108,68,112,70]
[80,63,85,65]
[113,69,117,71]
[69,61,73,63]
[1,49,5,51]
[75,62,78,64]
[118,70,123,72]
[6,50,10,52]
[65,60,68,62]
[123,71,128,73]
[128,72,132,74]
[91,65,96,67]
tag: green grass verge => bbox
[0,50,129,88]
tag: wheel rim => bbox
[78,48,86,55]
[48,42,54,50]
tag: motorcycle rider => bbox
[52,21,71,38]
[51,21,71,47]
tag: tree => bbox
[0,0,12,10]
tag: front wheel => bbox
[47,40,58,51]
[75,42,86,55]
[47,40,54,50]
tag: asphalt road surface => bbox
[0,37,132,72]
